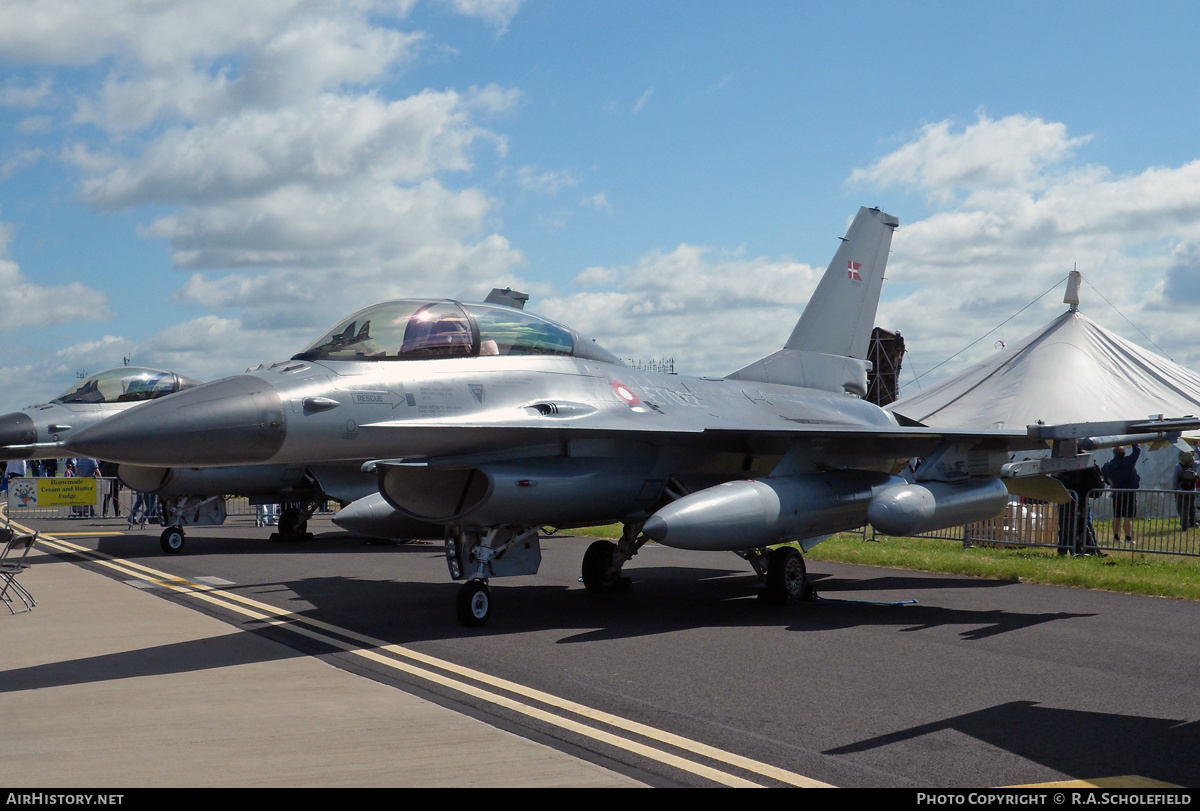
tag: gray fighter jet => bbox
[0,366,200,461]
[0,365,368,550]
[70,207,1179,625]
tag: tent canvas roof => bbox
[888,309,1200,430]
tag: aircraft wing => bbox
[357,413,1041,466]
[359,412,1200,479]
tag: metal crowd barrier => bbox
[5,478,266,521]
[872,488,1200,557]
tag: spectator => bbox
[1054,463,1107,556]
[99,460,121,518]
[1101,444,1140,544]
[1173,451,1199,530]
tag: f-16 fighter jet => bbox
[70,208,1184,625]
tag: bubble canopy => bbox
[293,300,623,365]
[52,367,202,405]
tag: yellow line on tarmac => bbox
[1012,776,1180,788]
[28,526,833,789]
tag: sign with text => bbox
[6,477,98,508]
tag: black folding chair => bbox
[0,530,38,614]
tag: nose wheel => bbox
[159,526,185,554]
[456,579,491,626]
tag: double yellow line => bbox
[26,524,833,789]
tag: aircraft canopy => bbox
[293,300,623,365]
[53,367,201,405]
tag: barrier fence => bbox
[876,488,1200,557]
[4,478,259,522]
[8,476,1200,557]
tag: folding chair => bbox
[0,530,38,614]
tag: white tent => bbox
[888,300,1200,489]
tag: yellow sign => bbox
[35,477,99,507]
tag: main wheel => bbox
[278,507,308,539]
[582,540,622,593]
[764,546,807,604]
[159,526,185,554]
[456,579,491,627]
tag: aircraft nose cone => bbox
[66,375,286,466]
[0,412,37,457]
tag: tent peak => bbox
[1064,268,1082,312]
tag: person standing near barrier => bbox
[75,456,99,518]
[98,460,120,518]
[1173,450,1199,530]
[1101,444,1140,544]
[1054,463,1107,556]
[5,458,23,488]
[128,490,152,528]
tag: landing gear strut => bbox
[446,526,541,627]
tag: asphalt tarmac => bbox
[0,526,646,788]
[5,512,1200,789]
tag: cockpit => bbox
[52,368,202,405]
[292,300,624,365]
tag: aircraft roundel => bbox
[611,380,641,406]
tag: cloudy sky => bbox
[3,1,1200,412]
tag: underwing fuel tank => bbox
[866,477,1010,537]
[331,493,445,541]
[641,473,1013,550]
[641,471,906,551]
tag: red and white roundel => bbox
[611,380,641,406]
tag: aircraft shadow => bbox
[91,530,426,559]
[824,700,1200,786]
[246,564,1096,646]
[0,564,1097,704]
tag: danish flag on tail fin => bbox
[847,261,862,281]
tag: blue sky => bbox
[3,1,1200,412]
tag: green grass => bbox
[567,524,1200,601]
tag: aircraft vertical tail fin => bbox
[727,206,899,395]
[786,206,899,357]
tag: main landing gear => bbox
[581,521,645,594]
[742,545,814,604]
[270,503,316,543]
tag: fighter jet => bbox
[0,366,200,461]
[71,207,1175,625]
